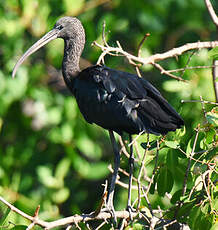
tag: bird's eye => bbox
[56,25,63,30]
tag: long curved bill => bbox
[12,28,59,78]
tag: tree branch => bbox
[93,40,218,81]
[0,196,139,229]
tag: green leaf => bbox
[10,226,28,230]
[188,206,212,230]
[63,0,84,15]
[208,47,218,60]
[167,149,178,174]
[165,140,180,149]
[206,108,218,127]
[52,187,70,204]
[205,128,216,144]
[171,189,183,204]
[55,158,71,181]
[70,150,108,180]
[163,80,189,92]
[0,207,10,225]
[157,166,174,196]
[186,139,192,157]
[77,135,101,159]
[128,223,144,229]
[37,166,62,188]
[210,223,218,230]
[47,107,62,125]
[61,123,73,143]
[176,202,193,219]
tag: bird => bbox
[12,16,184,219]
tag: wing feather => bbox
[72,65,184,135]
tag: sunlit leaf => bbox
[63,0,84,15]
[165,140,179,149]
[47,107,62,125]
[205,128,216,144]
[163,80,189,92]
[77,135,101,159]
[70,151,108,180]
[61,123,73,143]
[52,187,70,204]
[206,108,218,127]
[211,223,218,230]
[55,158,71,181]
[0,207,10,225]
[208,46,218,60]
[37,166,62,188]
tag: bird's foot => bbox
[126,205,135,221]
[102,202,117,226]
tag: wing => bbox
[72,65,184,135]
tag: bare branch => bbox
[181,99,218,105]
[0,196,140,230]
[93,40,218,65]
[93,40,218,81]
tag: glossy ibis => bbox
[12,17,184,218]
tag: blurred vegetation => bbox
[0,0,217,229]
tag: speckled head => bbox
[12,17,85,78]
[54,17,85,41]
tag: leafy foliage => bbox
[0,0,217,229]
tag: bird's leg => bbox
[127,134,134,218]
[106,130,120,223]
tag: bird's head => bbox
[54,17,84,40]
[12,17,85,78]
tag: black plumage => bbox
[12,17,184,136]
[71,65,183,135]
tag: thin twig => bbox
[181,99,218,105]
[146,140,160,197]
[136,33,150,77]
[152,62,186,81]
[200,96,208,123]
[128,131,144,147]
[182,127,200,196]
[168,64,218,73]
[180,50,196,78]
[119,136,130,159]
[118,167,137,182]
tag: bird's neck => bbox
[62,37,85,85]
